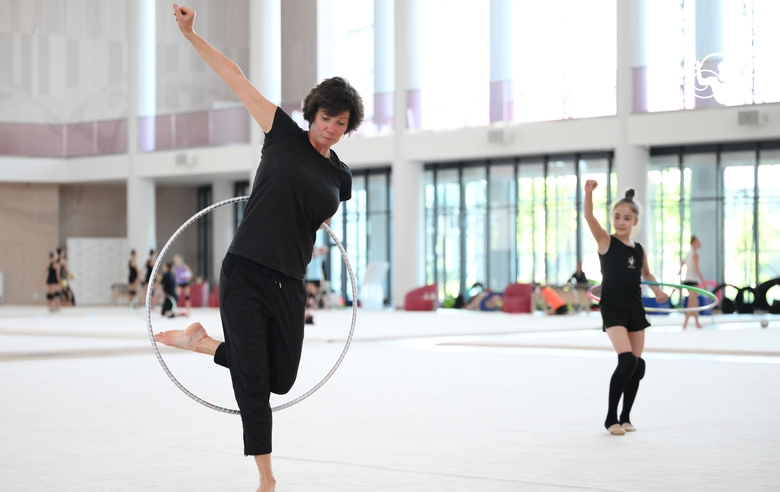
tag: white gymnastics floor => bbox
[1,305,779,491]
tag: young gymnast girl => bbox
[583,180,668,435]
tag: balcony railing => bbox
[0,106,251,158]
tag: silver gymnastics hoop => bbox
[144,196,359,415]
[587,281,718,314]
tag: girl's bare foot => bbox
[154,322,212,353]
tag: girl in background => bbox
[680,236,706,329]
[128,249,140,304]
[37,251,61,312]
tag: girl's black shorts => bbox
[600,305,651,332]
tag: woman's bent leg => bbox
[219,258,274,456]
[267,277,307,395]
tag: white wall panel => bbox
[67,237,128,305]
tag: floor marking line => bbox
[0,346,167,362]
[437,342,780,358]
[0,328,145,340]
[274,455,625,491]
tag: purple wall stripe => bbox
[1,108,249,158]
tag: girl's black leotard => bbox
[598,236,644,310]
[128,262,139,284]
[46,262,59,285]
[143,260,153,284]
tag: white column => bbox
[280,0,317,117]
[126,0,156,256]
[694,1,724,109]
[632,0,648,112]
[391,0,425,308]
[249,0,281,188]
[401,0,421,130]
[489,0,513,122]
[138,0,156,150]
[211,180,234,281]
[616,0,649,246]
[127,177,156,255]
[316,0,336,82]
[373,0,394,131]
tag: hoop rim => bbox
[144,196,358,414]
[587,281,719,313]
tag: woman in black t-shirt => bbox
[154,5,363,491]
[584,180,668,436]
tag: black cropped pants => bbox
[214,253,307,456]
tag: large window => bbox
[511,0,616,121]
[722,151,756,286]
[516,161,546,283]
[648,141,780,289]
[758,151,780,284]
[546,160,578,285]
[416,0,616,129]
[331,168,393,305]
[488,162,516,289]
[426,153,614,296]
[648,156,684,281]
[333,0,376,132]
[418,1,490,130]
[638,0,780,112]
[427,167,462,298]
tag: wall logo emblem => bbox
[693,53,751,105]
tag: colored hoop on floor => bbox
[161,294,178,317]
[144,196,358,415]
[587,281,718,313]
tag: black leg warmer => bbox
[605,351,638,429]
[620,357,646,425]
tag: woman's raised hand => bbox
[173,3,195,35]
[584,179,598,192]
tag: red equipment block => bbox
[502,283,533,313]
[404,283,440,311]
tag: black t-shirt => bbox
[228,107,352,281]
[161,271,177,297]
[598,236,644,309]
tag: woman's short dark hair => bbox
[302,77,364,135]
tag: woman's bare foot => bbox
[255,454,276,492]
[257,477,276,492]
[154,322,215,354]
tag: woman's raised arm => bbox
[173,3,277,133]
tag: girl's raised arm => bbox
[583,180,611,254]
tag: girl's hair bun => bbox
[625,189,635,199]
